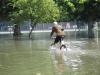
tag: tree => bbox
[53,0,76,21]
[9,0,60,38]
[54,0,100,38]
[0,0,21,38]
[0,0,14,20]
[73,0,100,38]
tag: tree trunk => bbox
[13,24,21,39]
[88,21,94,39]
[29,23,36,39]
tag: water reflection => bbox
[50,39,100,75]
[0,31,100,75]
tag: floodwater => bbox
[0,31,100,75]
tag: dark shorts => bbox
[54,35,65,44]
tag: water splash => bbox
[49,41,86,74]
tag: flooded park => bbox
[1,0,100,75]
[0,29,100,75]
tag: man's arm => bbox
[50,27,55,38]
[50,31,53,37]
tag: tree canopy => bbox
[0,0,14,19]
[1,0,100,23]
[76,0,100,22]
[54,0,100,22]
[9,0,60,24]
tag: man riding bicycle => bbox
[50,21,66,49]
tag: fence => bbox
[0,21,88,32]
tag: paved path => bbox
[0,29,87,34]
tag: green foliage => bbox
[9,0,60,24]
[54,0,76,21]
[54,0,100,22]
[0,0,14,19]
[74,0,100,22]
[1,0,100,23]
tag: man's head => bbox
[53,21,63,29]
[53,21,58,25]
